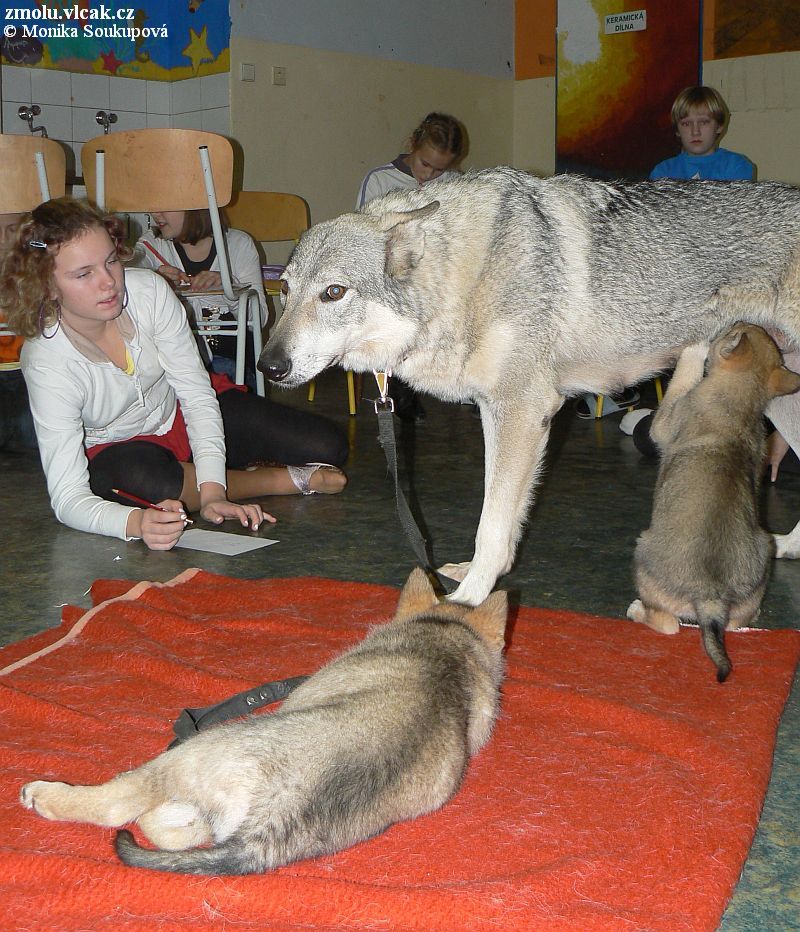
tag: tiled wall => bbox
[0,66,230,177]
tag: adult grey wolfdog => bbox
[20,569,507,874]
[259,167,800,606]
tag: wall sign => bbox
[604,10,647,34]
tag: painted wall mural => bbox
[557,0,701,180]
[713,0,800,59]
[0,0,230,79]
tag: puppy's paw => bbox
[626,599,646,623]
[774,532,800,560]
[20,780,71,820]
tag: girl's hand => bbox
[766,430,790,483]
[189,270,223,292]
[156,264,189,287]
[200,499,276,530]
[126,501,190,550]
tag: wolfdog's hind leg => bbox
[626,599,680,634]
[138,802,213,850]
[767,348,800,560]
[20,770,157,827]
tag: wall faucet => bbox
[18,105,48,138]
[95,111,118,134]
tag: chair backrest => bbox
[225,191,310,243]
[81,129,234,212]
[0,135,66,212]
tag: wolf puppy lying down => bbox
[20,570,506,875]
[627,325,800,681]
[258,168,800,606]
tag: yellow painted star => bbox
[182,25,213,75]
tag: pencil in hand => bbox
[111,488,193,524]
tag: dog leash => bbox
[169,674,310,748]
[372,370,457,594]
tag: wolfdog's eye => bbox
[321,284,347,302]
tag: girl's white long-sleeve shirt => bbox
[21,269,227,540]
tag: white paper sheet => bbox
[174,528,278,555]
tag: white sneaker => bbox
[620,408,653,436]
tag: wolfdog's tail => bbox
[694,601,732,683]
[115,829,254,875]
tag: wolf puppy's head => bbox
[708,323,800,400]
[393,568,507,668]
[258,201,440,388]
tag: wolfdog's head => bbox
[258,202,439,388]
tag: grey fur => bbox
[20,569,507,874]
[627,325,800,681]
[258,168,800,605]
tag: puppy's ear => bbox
[719,329,750,359]
[394,567,438,620]
[768,366,800,398]
[465,590,508,651]
[716,329,754,370]
[380,202,439,278]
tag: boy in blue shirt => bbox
[650,85,753,181]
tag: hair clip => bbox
[28,240,48,249]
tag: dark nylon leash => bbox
[169,675,310,748]
[169,376,453,744]
[373,379,457,594]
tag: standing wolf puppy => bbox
[259,168,800,606]
[20,569,507,875]
[627,325,800,681]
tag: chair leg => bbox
[595,394,604,418]
[307,380,316,403]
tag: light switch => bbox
[240,63,255,82]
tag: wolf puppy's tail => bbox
[115,829,253,875]
[694,601,732,683]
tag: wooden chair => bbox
[81,129,265,395]
[0,135,67,359]
[226,190,360,416]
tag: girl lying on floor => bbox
[0,198,348,550]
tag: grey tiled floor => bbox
[1,371,798,928]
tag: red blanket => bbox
[1,569,798,930]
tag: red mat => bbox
[1,570,799,930]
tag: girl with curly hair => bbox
[0,198,348,550]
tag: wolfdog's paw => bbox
[438,561,471,583]
[20,780,71,820]
[626,599,646,623]
[774,532,800,560]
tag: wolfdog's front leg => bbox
[21,769,157,827]
[449,392,559,605]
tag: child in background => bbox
[0,211,37,452]
[650,85,754,181]
[622,85,756,450]
[356,112,465,210]
[135,208,267,387]
[357,113,466,421]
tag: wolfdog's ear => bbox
[466,591,508,651]
[394,567,438,620]
[768,366,800,398]
[379,202,440,278]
